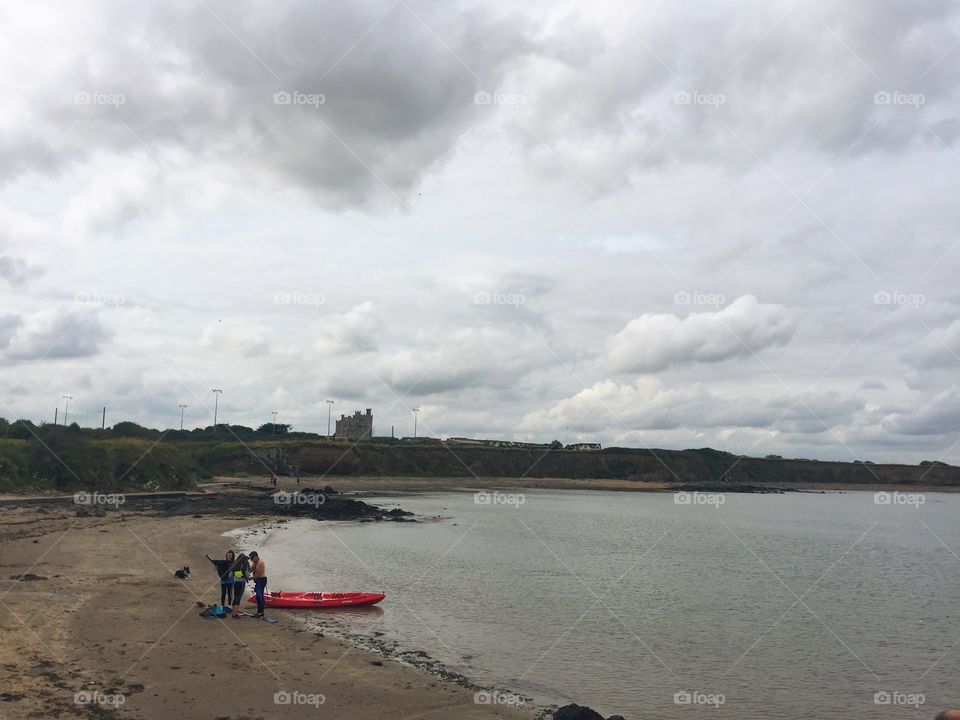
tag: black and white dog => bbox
[174,566,191,579]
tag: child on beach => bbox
[205,550,236,607]
[248,551,268,617]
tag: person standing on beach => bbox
[205,550,236,607]
[249,551,267,617]
[229,552,250,618]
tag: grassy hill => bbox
[1,424,957,492]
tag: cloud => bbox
[0,0,535,208]
[519,377,862,436]
[881,386,960,436]
[315,302,381,354]
[605,295,796,374]
[4,308,108,361]
[200,318,270,358]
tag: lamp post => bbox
[179,404,188,431]
[326,400,335,437]
[413,407,420,438]
[62,395,73,426]
[271,411,278,437]
[211,389,222,428]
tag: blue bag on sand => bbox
[200,604,228,619]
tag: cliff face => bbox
[286,444,960,486]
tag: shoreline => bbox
[0,500,531,719]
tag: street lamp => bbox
[271,411,279,437]
[179,404,188,431]
[62,395,73,426]
[211,389,222,427]
[413,407,420,438]
[326,400,335,437]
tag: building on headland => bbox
[335,409,373,441]
[565,442,602,451]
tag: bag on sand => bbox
[199,604,228,619]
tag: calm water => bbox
[250,489,960,718]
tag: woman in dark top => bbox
[205,550,236,606]
[229,553,250,618]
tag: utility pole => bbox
[101,406,106,429]
[54,408,58,425]
[211,389,222,428]
[413,407,420,438]
[326,400,335,437]
[62,395,73,426]
[179,404,188,431]
[272,411,278,436]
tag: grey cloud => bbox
[2,0,535,207]
[4,308,109,361]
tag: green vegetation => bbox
[1,417,958,493]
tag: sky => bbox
[0,0,958,463]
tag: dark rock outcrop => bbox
[554,704,605,720]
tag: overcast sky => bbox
[1,0,958,463]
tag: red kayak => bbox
[247,591,385,609]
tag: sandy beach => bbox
[0,498,529,719]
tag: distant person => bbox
[935,711,960,720]
[229,552,250,618]
[269,471,277,487]
[205,550,236,607]
[249,551,268,618]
